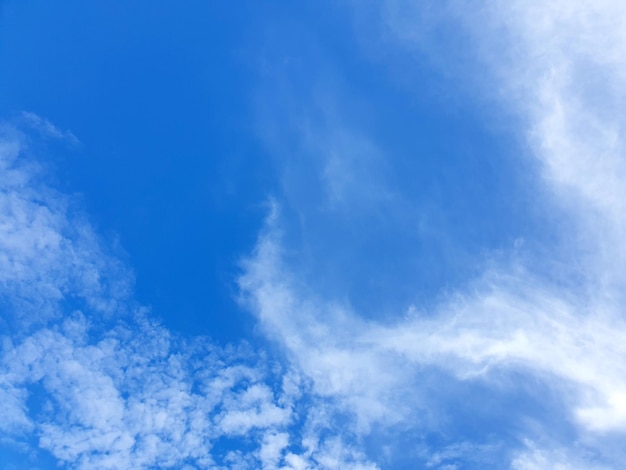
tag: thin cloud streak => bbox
[18,112,80,146]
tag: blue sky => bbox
[2,1,626,469]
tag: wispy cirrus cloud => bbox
[238,1,626,468]
[18,112,80,146]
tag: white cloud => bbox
[0,379,32,435]
[5,0,626,467]
[238,1,626,468]
[0,121,379,469]
[0,125,130,325]
[511,440,611,470]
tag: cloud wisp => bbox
[239,1,626,468]
[4,1,626,468]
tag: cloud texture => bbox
[239,0,626,467]
[0,127,377,469]
[4,1,626,468]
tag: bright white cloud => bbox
[2,314,290,468]
[238,1,626,468]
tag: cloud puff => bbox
[2,314,293,468]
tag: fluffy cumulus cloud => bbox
[0,127,377,469]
